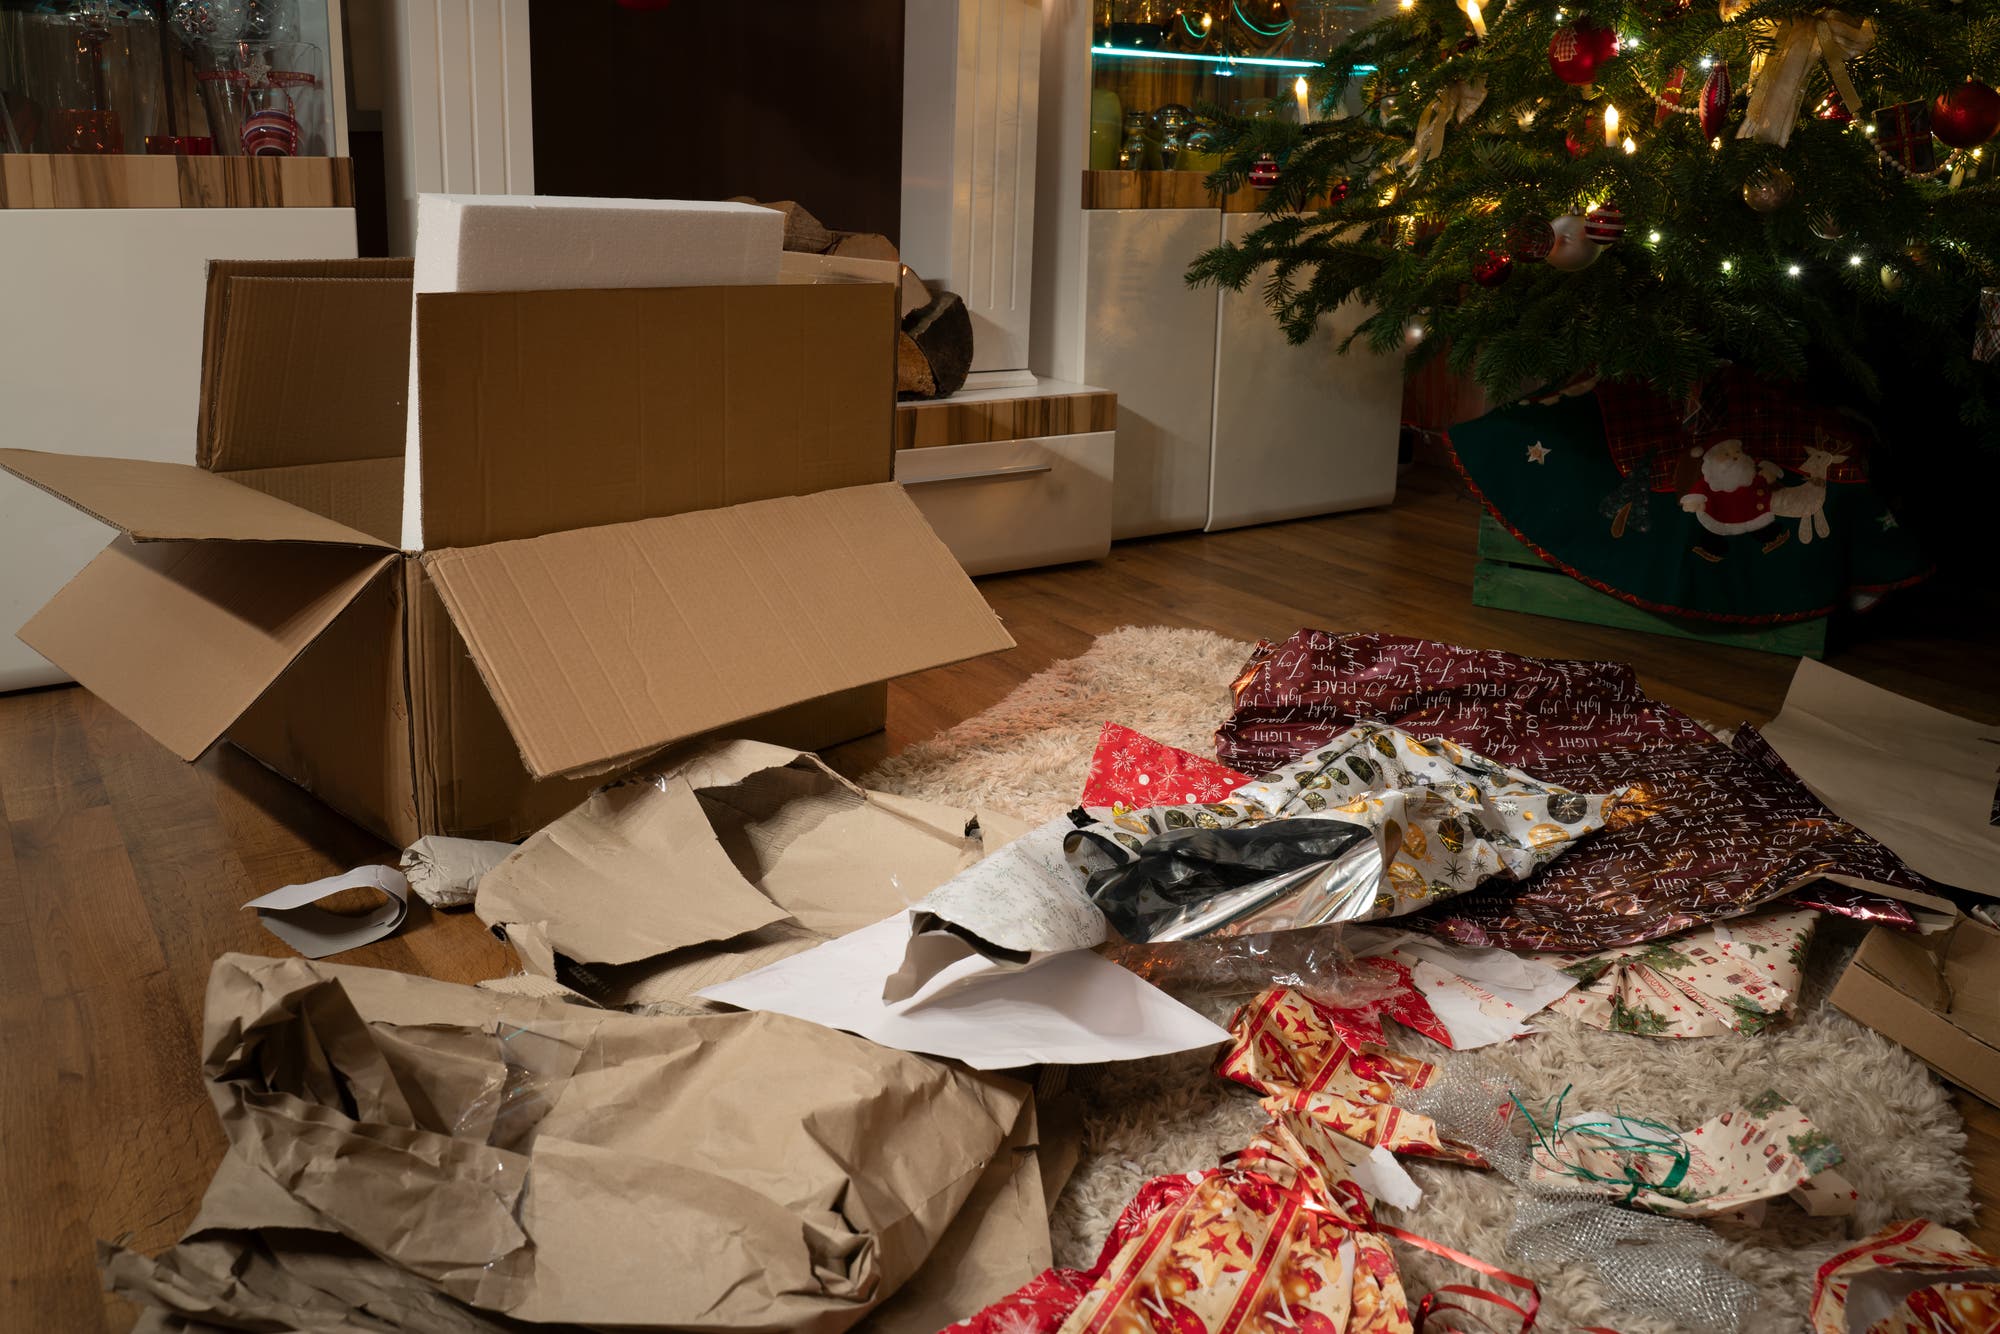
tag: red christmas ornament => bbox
[1932,78,2000,149]
[1549,21,1615,85]
[1473,249,1515,286]
[1565,110,1601,157]
[1329,176,1350,204]
[1507,218,1555,260]
[1814,91,1853,124]
[1699,62,1732,140]
[1656,66,1686,126]
[1584,201,1626,245]
[1249,153,1280,188]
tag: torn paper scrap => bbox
[1347,928,1578,1048]
[400,835,514,909]
[1523,1089,1854,1224]
[242,864,407,958]
[1812,1219,2000,1334]
[698,914,1229,1070]
[1760,658,2000,899]
[1072,721,1638,943]
[1535,907,1818,1038]
[1218,986,1491,1167]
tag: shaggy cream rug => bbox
[866,626,1973,1334]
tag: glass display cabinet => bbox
[0,0,339,158]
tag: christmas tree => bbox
[1190,0,2000,442]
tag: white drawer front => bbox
[896,432,1114,576]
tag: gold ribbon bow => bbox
[1736,11,1875,146]
[1410,77,1488,166]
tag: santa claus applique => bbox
[1680,439,1785,559]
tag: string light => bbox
[1622,136,1638,153]
[1787,263,1802,276]
[1603,104,1621,146]
[1647,229,1663,243]
[1407,324,1427,341]
[1721,259,1734,272]
[1699,55,1714,68]
[1849,253,1864,265]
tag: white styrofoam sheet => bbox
[0,207,357,692]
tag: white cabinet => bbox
[1208,212,1401,530]
[1084,208,1217,539]
[897,432,1115,575]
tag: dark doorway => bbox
[529,0,905,242]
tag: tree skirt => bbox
[866,627,1972,1334]
[1449,372,1932,624]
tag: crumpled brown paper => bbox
[476,739,1012,1015]
[104,953,1046,1333]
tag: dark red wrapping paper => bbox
[1216,631,1932,952]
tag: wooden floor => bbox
[4,467,1997,1332]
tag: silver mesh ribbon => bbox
[1400,1053,1759,1333]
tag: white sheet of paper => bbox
[697,914,1230,1070]
[244,865,408,959]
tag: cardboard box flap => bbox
[411,281,896,549]
[20,536,396,761]
[423,482,1014,779]
[204,276,414,472]
[0,449,393,548]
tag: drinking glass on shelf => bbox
[192,36,325,155]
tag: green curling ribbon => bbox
[1510,1085,1691,1203]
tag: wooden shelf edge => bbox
[0,154,353,209]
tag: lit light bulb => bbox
[1625,35,1641,48]
[1710,135,1723,150]
[1699,56,1714,68]
[1622,136,1638,154]
[1722,259,1734,272]
[1407,324,1426,341]
[1848,253,1863,266]
[1787,263,1802,276]
[1864,123,1877,135]
[1604,104,1621,146]
[1399,0,1415,11]
[1648,229,1662,243]
[1464,0,1483,32]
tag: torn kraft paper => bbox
[114,952,1040,1333]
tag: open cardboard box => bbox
[2,259,1013,843]
[1831,918,2000,1108]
